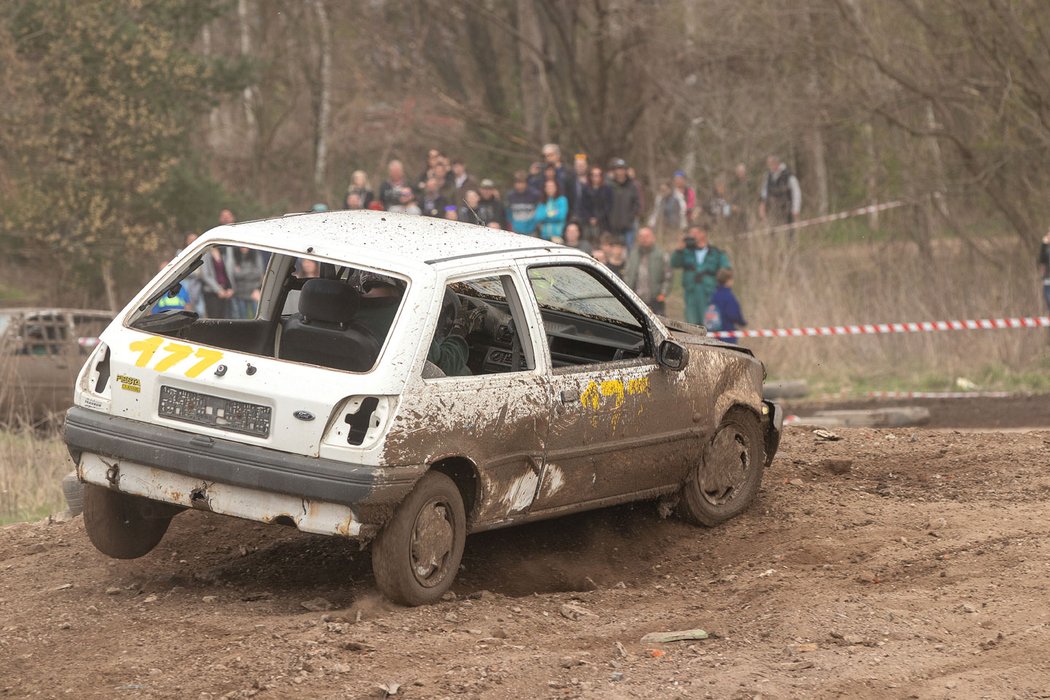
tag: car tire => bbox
[83,484,176,559]
[371,471,466,606]
[679,407,765,527]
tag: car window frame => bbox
[522,260,658,374]
[421,267,545,383]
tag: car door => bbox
[392,269,552,526]
[522,262,696,512]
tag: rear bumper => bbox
[63,406,423,528]
[762,400,783,467]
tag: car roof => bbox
[208,210,570,267]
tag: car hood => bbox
[659,315,754,356]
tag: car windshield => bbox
[528,266,640,328]
[125,244,409,374]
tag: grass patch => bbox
[0,429,71,524]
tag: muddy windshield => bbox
[126,244,408,374]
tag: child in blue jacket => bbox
[708,268,747,343]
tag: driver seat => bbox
[280,279,380,372]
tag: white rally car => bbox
[65,211,781,605]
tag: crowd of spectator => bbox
[178,145,804,336]
[322,143,803,334]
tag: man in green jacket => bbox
[623,227,672,315]
[670,226,731,326]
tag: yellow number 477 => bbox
[129,337,224,378]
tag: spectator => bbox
[648,181,687,240]
[415,148,442,191]
[379,159,409,209]
[486,221,502,230]
[627,166,647,215]
[437,158,457,200]
[541,143,572,198]
[526,161,545,192]
[231,246,265,319]
[727,162,753,232]
[579,166,612,244]
[670,226,731,326]
[311,203,328,213]
[420,176,450,218]
[177,232,205,316]
[201,246,235,318]
[709,268,747,343]
[345,192,365,210]
[345,170,375,209]
[608,158,641,247]
[218,208,236,226]
[476,179,506,228]
[444,204,458,221]
[562,222,593,255]
[535,179,568,242]
[704,177,733,231]
[1040,230,1050,313]
[759,154,801,226]
[506,170,540,236]
[623,227,672,314]
[297,259,319,278]
[569,152,588,218]
[458,190,484,225]
[451,158,477,207]
[388,186,421,216]
[150,258,192,314]
[673,171,697,211]
[592,248,609,265]
[605,238,628,278]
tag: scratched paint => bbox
[501,470,539,513]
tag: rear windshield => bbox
[125,244,408,374]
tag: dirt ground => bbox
[3,400,1050,698]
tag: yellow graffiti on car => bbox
[579,376,650,429]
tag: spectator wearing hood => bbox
[608,158,641,248]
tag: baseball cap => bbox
[480,178,496,188]
[609,158,627,169]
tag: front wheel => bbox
[371,472,466,606]
[679,407,765,527]
[83,484,177,559]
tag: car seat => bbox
[280,278,380,372]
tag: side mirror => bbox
[657,339,689,371]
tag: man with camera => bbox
[670,226,732,326]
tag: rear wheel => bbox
[679,407,765,527]
[83,484,177,559]
[371,471,466,606]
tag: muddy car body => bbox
[0,308,110,423]
[64,210,781,604]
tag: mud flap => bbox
[762,400,783,467]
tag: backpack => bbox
[704,302,722,331]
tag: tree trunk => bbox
[516,0,548,146]
[100,260,119,313]
[801,8,829,216]
[237,0,258,144]
[862,121,878,229]
[310,0,331,197]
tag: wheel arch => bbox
[428,455,480,526]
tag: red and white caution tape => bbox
[744,200,911,238]
[866,391,1014,399]
[711,315,1050,339]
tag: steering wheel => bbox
[438,288,462,338]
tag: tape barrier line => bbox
[711,315,1050,339]
[742,200,912,238]
[866,391,1014,399]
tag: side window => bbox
[424,274,535,378]
[18,314,68,356]
[527,265,650,368]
